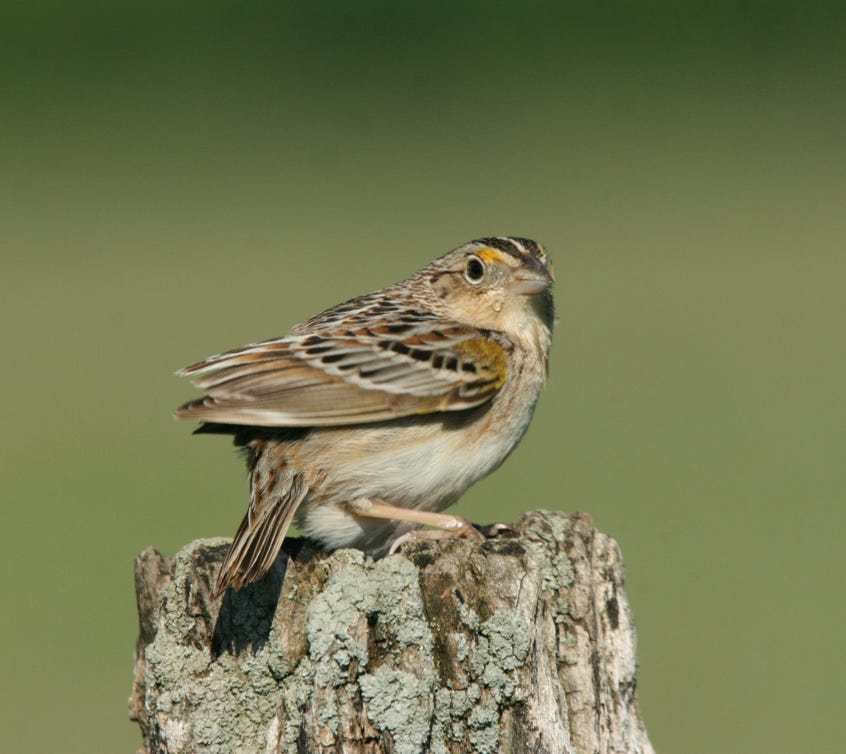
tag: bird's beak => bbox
[508,264,553,296]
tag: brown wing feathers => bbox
[174,323,508,427]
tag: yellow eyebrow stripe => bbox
[474,246,507,263]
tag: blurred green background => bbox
[2,2,844,752]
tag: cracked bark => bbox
[129,510,654,754]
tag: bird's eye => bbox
[464,255,485,284]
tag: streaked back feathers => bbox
[175,237,553,429]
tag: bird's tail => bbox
[215,443,308,596]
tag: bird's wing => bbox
[173,318,509,427]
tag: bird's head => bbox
[420,236,555,337]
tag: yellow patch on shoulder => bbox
[457,337,507,388]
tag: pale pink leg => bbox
[340,498,484,553]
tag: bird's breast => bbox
[295,347,546,511]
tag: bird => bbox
[175,236,555,595]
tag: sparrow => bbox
[175,236,554,594]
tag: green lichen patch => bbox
[467,696,501,754]
[359,665,433,754]
[300,550,439,748]
[519,511,574,620]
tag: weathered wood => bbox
[129,510,654,754]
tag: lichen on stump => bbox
[129,510,654,754]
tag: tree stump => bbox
[129,510,654,754]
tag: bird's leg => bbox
[340,498,484,553]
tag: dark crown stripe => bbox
[473,237,522,257]
[473,236,543,259]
